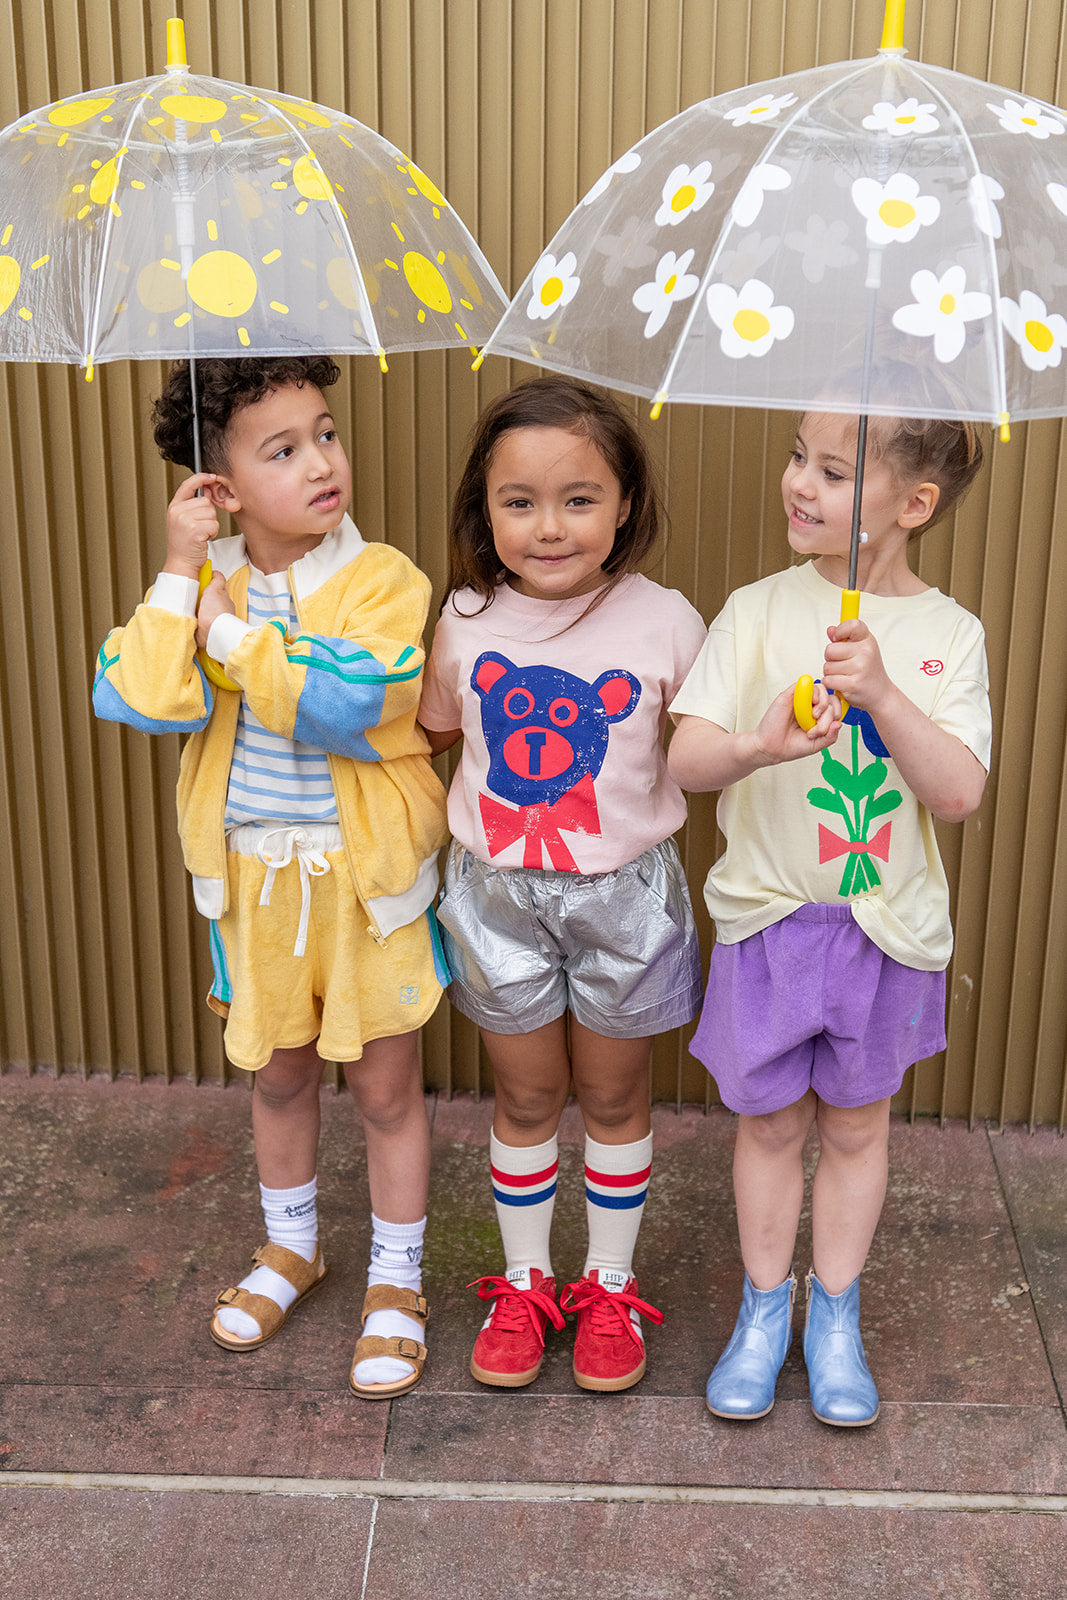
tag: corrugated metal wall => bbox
[1,0,1065,1127]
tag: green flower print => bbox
[806,723,902,896]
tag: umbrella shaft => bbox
[849,413,867,593]
[190,356,202,476]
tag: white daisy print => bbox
[862,99,939,137]
[1047,182,1067,219]
[851,173,940,246]
[705,278,794,359]
[655,162,715,227]
[969,173,1005,239]
[999,290,1067,371]
[581,149,642,206]
[632,249,700,339]
[525,251,580,321]
[785,215,858,284]
[730,163,790,228]
[892,266,992,363]
[988,97,1065,139]
[723,92,797,127]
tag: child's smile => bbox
[487,425,631,601]
[782,412,933,596]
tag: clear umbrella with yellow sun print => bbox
[479,0,1067,727]
[0,18,504,377]
[0,17,505,687]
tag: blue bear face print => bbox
[471,652,641,808]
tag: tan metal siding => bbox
[1,0,1065,1125]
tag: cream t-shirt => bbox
[669,561,992,969]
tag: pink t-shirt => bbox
[420,574,708,874]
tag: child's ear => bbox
[206,475,241,513]
[900,480,939,529]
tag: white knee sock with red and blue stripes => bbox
[583,1133,653,1285]
[490,1129,558,1280]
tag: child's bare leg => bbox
[212,1043,327,1348]
[345,1030,431,1391]
[704,1092,816,1418]
[810,1097,891,1292]
[733,1090,818,1288]
[344,1030,430,1221]
[485,1017,574,1145]
[251,1041,325,1186]
[569,1022,652,1145]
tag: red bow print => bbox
[818,821,892,865]
[480,773,600,870]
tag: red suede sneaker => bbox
[561,1269,664,1392]
[468,1267,566,1388]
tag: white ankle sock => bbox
[352,1214,427,1388]
[216,1177,319,1342]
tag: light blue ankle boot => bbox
[705,1270,796,1419]
[803,1270,880,1427]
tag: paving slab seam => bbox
[2,1472,1066,1515]
[986,1125,1067,1423]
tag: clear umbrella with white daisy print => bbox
[479,0,1067,724]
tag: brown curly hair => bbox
[152,356,342,473]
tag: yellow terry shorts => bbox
[206,827,448,1072]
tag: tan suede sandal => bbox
[348,1283,428,1400]
[210,1242,328,1351]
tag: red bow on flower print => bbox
[479,773,600,870]
[818,822,892,864]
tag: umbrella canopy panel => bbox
[0,68,505,370]
[484,50,1067,428]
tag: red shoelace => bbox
[468,1275,566,1342]
[560,1276,665,1350]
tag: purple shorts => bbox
[689,903,946,1116]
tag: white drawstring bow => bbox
[255,826,332,957]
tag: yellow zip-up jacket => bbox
[94,517,448,933]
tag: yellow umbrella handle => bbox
[197,560,241,693]
[793,588,860,730]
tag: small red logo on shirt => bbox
[921,659,944,676]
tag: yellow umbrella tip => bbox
[166,17,188,69]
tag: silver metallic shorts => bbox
[436,836,704,1039]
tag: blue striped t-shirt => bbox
[224,569,339,828]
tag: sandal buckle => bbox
[216,1287,239,1306]
[396,1338,422,1359]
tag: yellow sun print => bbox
[48,96,115,128]
[402,252,452,313]
[186,250,258,317]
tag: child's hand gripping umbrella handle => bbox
[793,588,860,731]
[197,561,241,693]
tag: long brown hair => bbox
[447,375,663,610]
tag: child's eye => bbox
[567,495,593,507]
[790,449,805,466]
[823,468,844,483]
[271,445,294,460]
[319,429,337,444]
[505,497,532,510]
